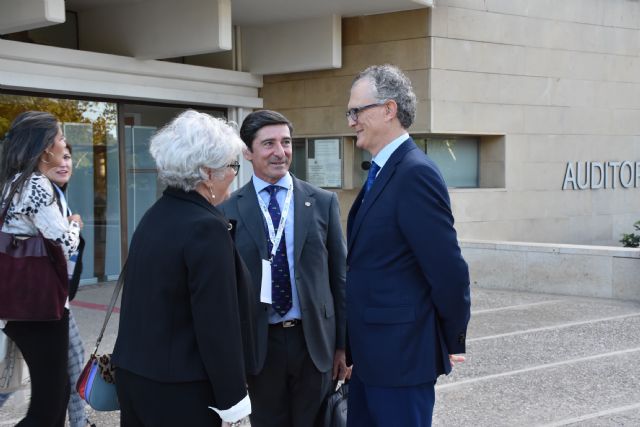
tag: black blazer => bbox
[112,188,256,411]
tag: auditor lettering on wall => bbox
[562,161,640,190]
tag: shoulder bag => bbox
[76,264,125,411]
[0,186,69,321]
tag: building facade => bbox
[1,0,639,287]
[261,2,640,247]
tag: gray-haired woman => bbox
[112,110,255,427]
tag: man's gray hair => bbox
[149,110,243,191]
[353,64,417,129]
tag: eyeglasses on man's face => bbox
[345,101,387,122]
[227,161,240,176]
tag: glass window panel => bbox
[125,125,159,244]
[104,129,121,280]
[290,138,344,188]
[64,123,96,283]
[2,96,228,284]
[0,94,120,284]
[121,104,226,244]
[425,137,478,188]
[354,136,478,188]
[290,138,307,180]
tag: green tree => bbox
[0,95,87,137]
[0,95,117,146]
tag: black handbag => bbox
[0,193,69,321]
[318,380,348,427]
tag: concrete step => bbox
[2,286,640,427]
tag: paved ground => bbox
[1,284,639,426]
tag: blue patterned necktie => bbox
[364,161,380,197]
[265,185,292,317]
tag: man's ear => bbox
[242,146,253,161]
[385,100,398,122]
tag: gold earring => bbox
[208,185,216,201]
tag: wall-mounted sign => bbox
[562,161,640,190]
[307,139,342,188]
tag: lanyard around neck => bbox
[53,184,71,216]
[258,182,293,261]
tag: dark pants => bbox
[248,323,332,427]
[347,372,436,427]
[4,310,70,427]
[116,368,222,427]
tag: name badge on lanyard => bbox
[258,183,293,305]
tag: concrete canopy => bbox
[0,0,66,34]
[65,0,432,25]
[56,0,432,72]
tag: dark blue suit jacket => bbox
[346,138,471,387]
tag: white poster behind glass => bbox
[307,139,342,188]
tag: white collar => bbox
[372,133,409,170]
[252,172,293,194]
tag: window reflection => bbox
[121,104,226,245]
[0,94,121,283]
[413,136,479,188]
[0,95,228,285]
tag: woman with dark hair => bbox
[41,142,92,427]
[44,143,85,301]
[0,111,83,427]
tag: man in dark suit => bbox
[345,65,471,426]
[221,110,348,427]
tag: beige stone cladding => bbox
[432,0,640,245]
[461,239,640,301]
[261,9,430,136]
[261,9,431,228]
[261,2,640,245]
